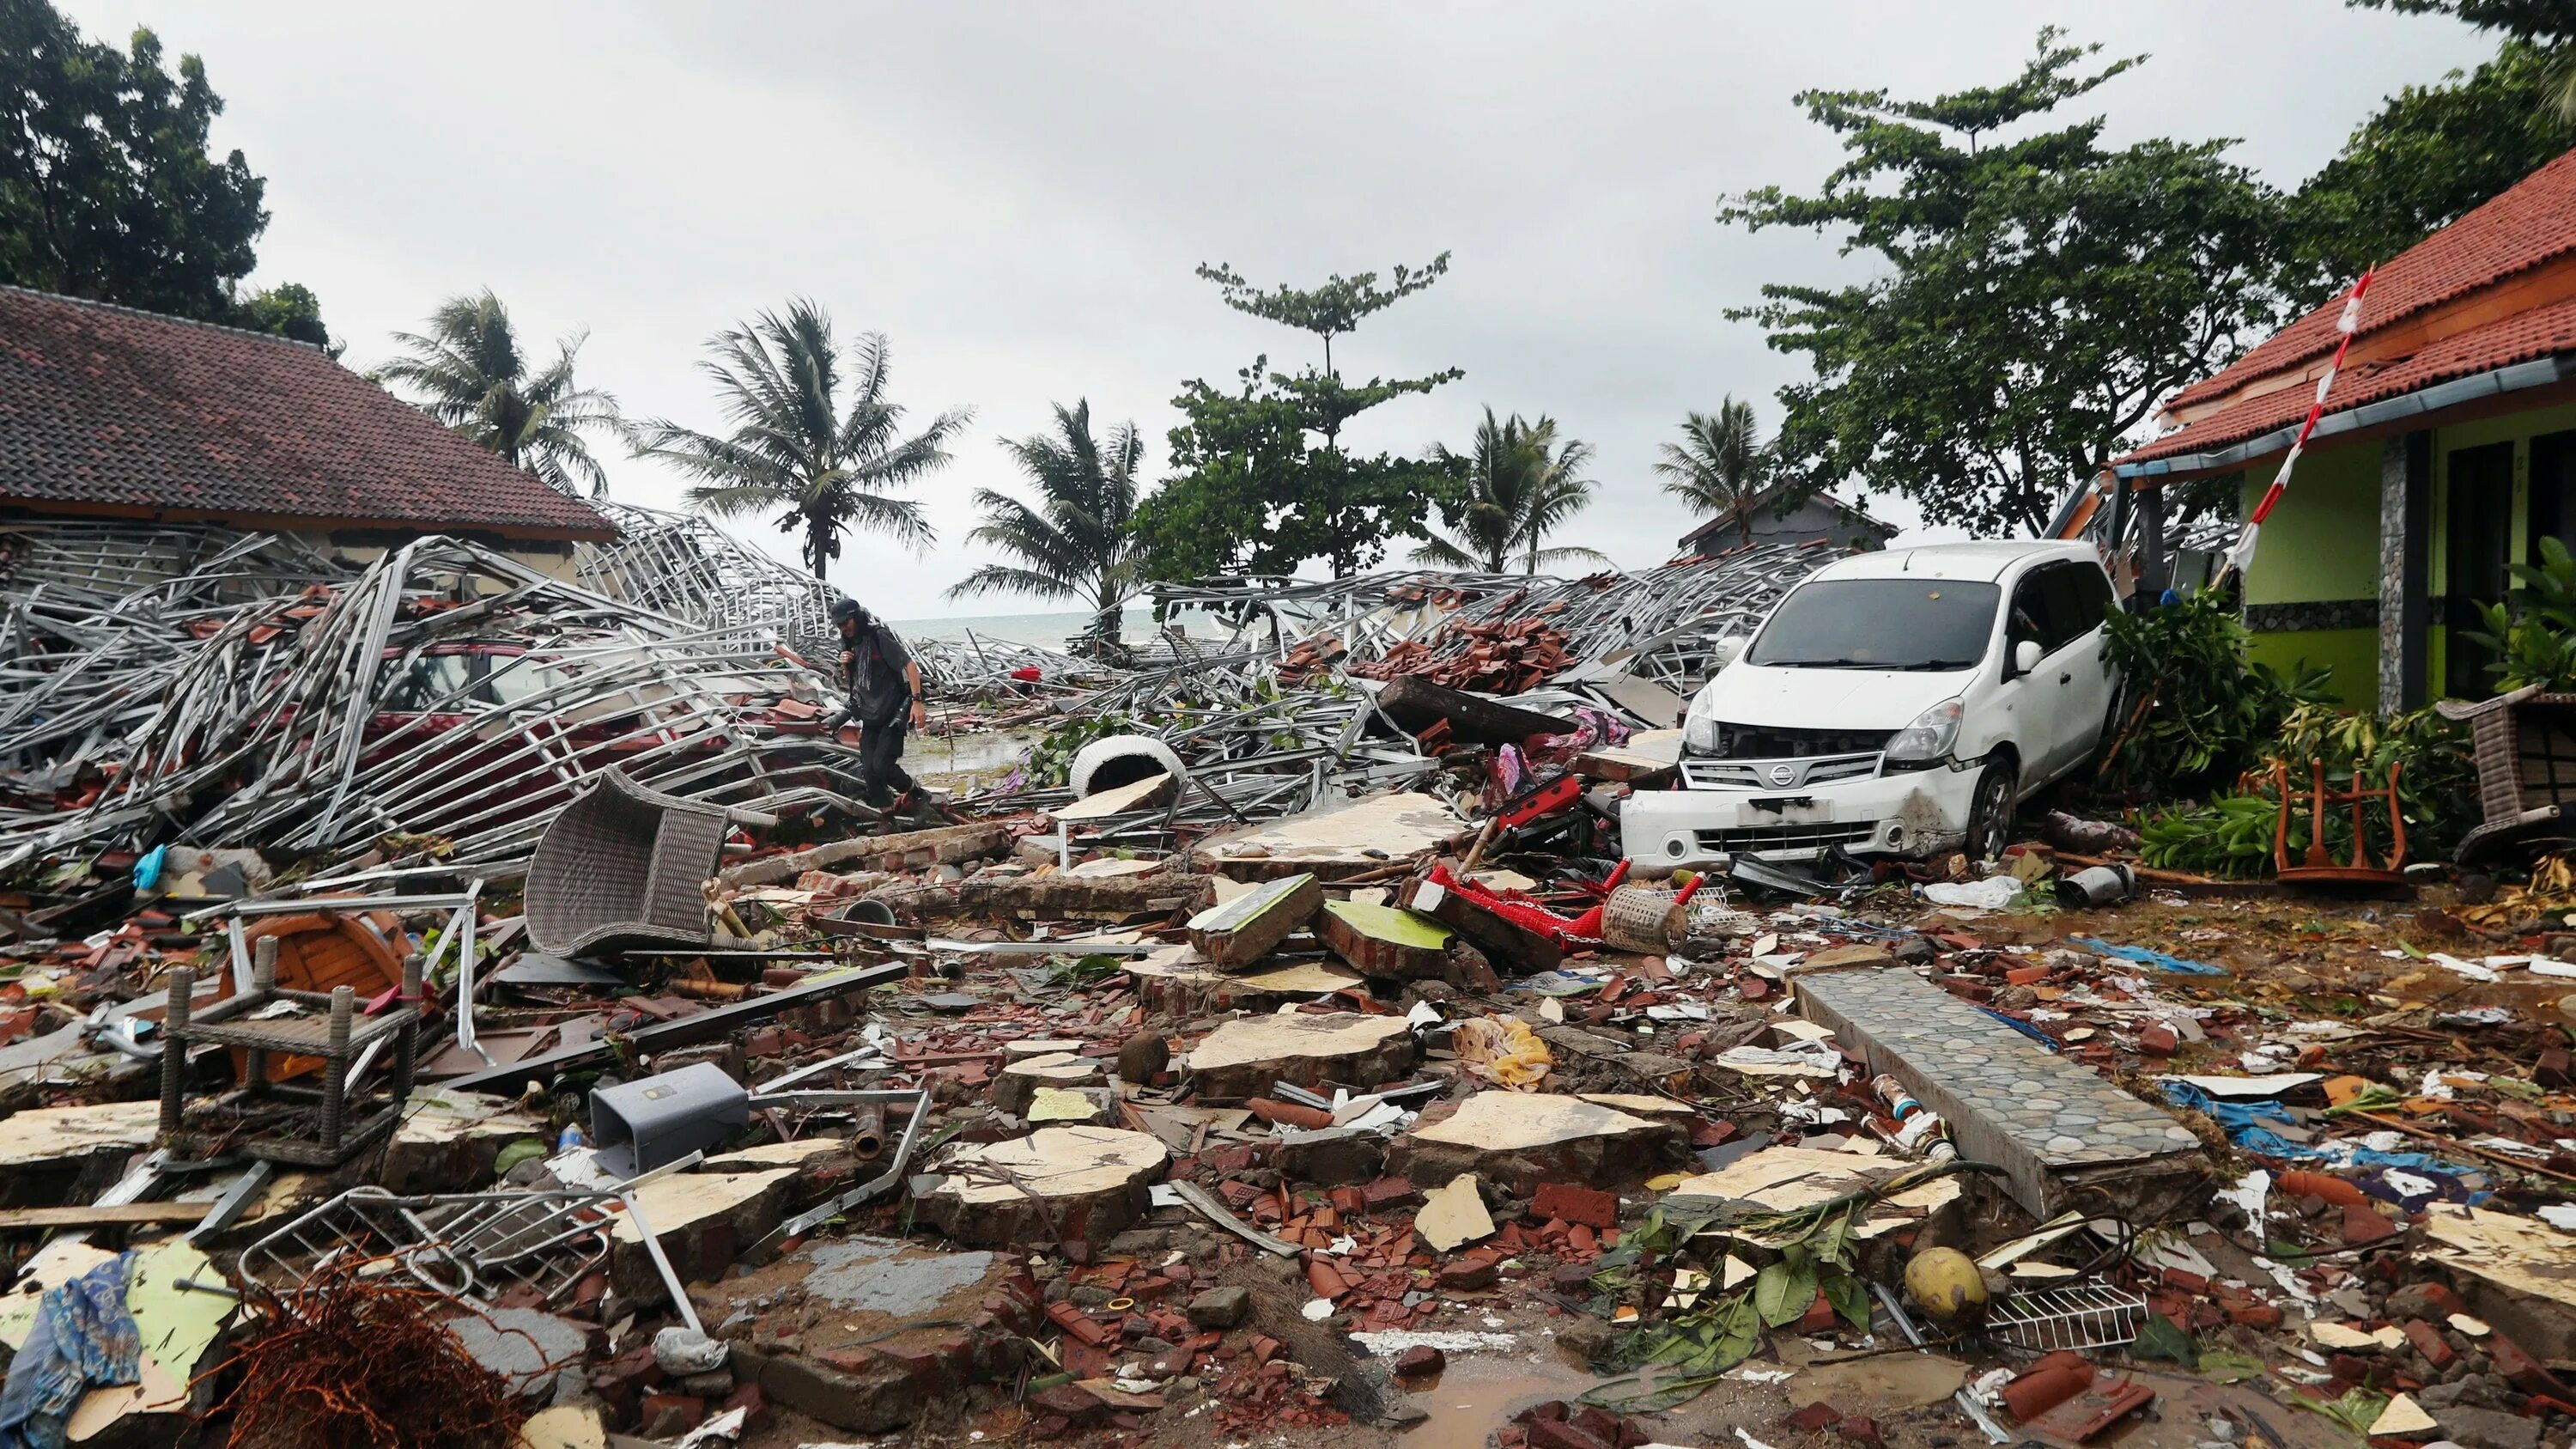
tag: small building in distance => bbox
[1674,481,1896,557]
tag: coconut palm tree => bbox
[1414,409,1607,575]
[630,299,970,577]
[946,401,1147,646]
[1654,398,1769,548]
[379,290,621,496]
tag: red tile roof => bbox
[2160,146,2576,416]
[0,286,616,538]
[2120,295,2576,464]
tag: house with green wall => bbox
[2081,146,2576,713]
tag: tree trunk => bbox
[806,510,831,580]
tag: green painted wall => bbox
[2238,442,2380,606]
[2245,627,2377,705]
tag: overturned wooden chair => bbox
[525,768,776,958]
[2434,685,2576,863]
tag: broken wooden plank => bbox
[1315,898,1450,980]
[1184,872,1321,970]
[0,1202,211,1231]
[1573,728,1684,784]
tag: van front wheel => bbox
[1964,761,2014,865]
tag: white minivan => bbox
[1623,540,2122,870]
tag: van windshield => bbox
[1747,579,2000,671]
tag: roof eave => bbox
[2111,352,2576,483]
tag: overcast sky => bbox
[64,2,2494,617]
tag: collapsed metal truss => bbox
[0,523,868,877]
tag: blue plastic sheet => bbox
[2157,1081,2487,1196]
[2073,935,2227,976]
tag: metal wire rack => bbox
[1985,1282,2149,1353]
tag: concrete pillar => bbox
[2379,430,2433,714]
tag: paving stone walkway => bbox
[1795,965,2202,1215]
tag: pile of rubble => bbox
[0,517,2569,1449]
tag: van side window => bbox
[2038,563,2112,648]
[2007,569,2062,657]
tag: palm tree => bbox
[379,290,621,496]
[1654,398,1769,548]
[630,299,970,577]
[946,401,1145,646]
[1414,409,1608,575]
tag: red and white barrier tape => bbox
[2221,268,2375,581]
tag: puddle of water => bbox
[1406,1354,1601,1449]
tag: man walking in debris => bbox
[829,599,927,810]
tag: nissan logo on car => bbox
[1767,763,1797,786]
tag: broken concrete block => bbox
[914,1126,1167,1246]
[1195,791,1471,882]
[381,1088,550,1192]
[1315,899,1452,980]
[991,1052,1104,1116]
[608,1168,798,1303]
[1276,1125,1388,1186]
[1187,1286,1251,1329]
[1182,1013,1417,1098]
[1414,1172,1497,1252]
[1185,872,1322,969]
[1398,874,1562,976]
[1126,949,1362,1016]
[0,1099,160,1172]
[1394,1093,1684,1193]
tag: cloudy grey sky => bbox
[63,2,2493,617]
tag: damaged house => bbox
[2066,145,2576,709]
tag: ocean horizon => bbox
[888,605,1201,650]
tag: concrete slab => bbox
[711,1234,1041,1433]
[445,1307,591,1399]
[609,1167,798,1300]
[1185,872,1321,969]
[1316,899,1452,980]
[992,1052,1104,1116]
[382,1088,550,1192]
[915,1125,1167,1246]
[1195,791,1470,881]
[1182,1013,1416,1097]
[0,1099,159,1170]
[1394,1091,1686,1192]
[1126,947,1362,1015]
[1794,966,2203,1215]
[1667,1144,1965,1241]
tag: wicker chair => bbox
[525,769,775,957]
[2433,685,2576,862]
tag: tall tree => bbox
[2285,15,2574,305]
[948,400,1146,646]
[1655,399,1771,548]
[2351,0,2576,118]
[0,0,329,344]
[1721,30,2287,538]
[633,299,969,578]
[1414,409,1607,575]
[1135,255,1464,580]
[379,290,620,496]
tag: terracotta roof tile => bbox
[0,286,615,537]
[2119,295,2576,465]
[2160,147,2576,416]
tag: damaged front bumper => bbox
[1620,759,1980,868]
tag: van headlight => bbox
[1882,699,1962,766]
[1684,715,1722,756]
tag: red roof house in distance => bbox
[0,284,616,556]
[2068,146,2576,711]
